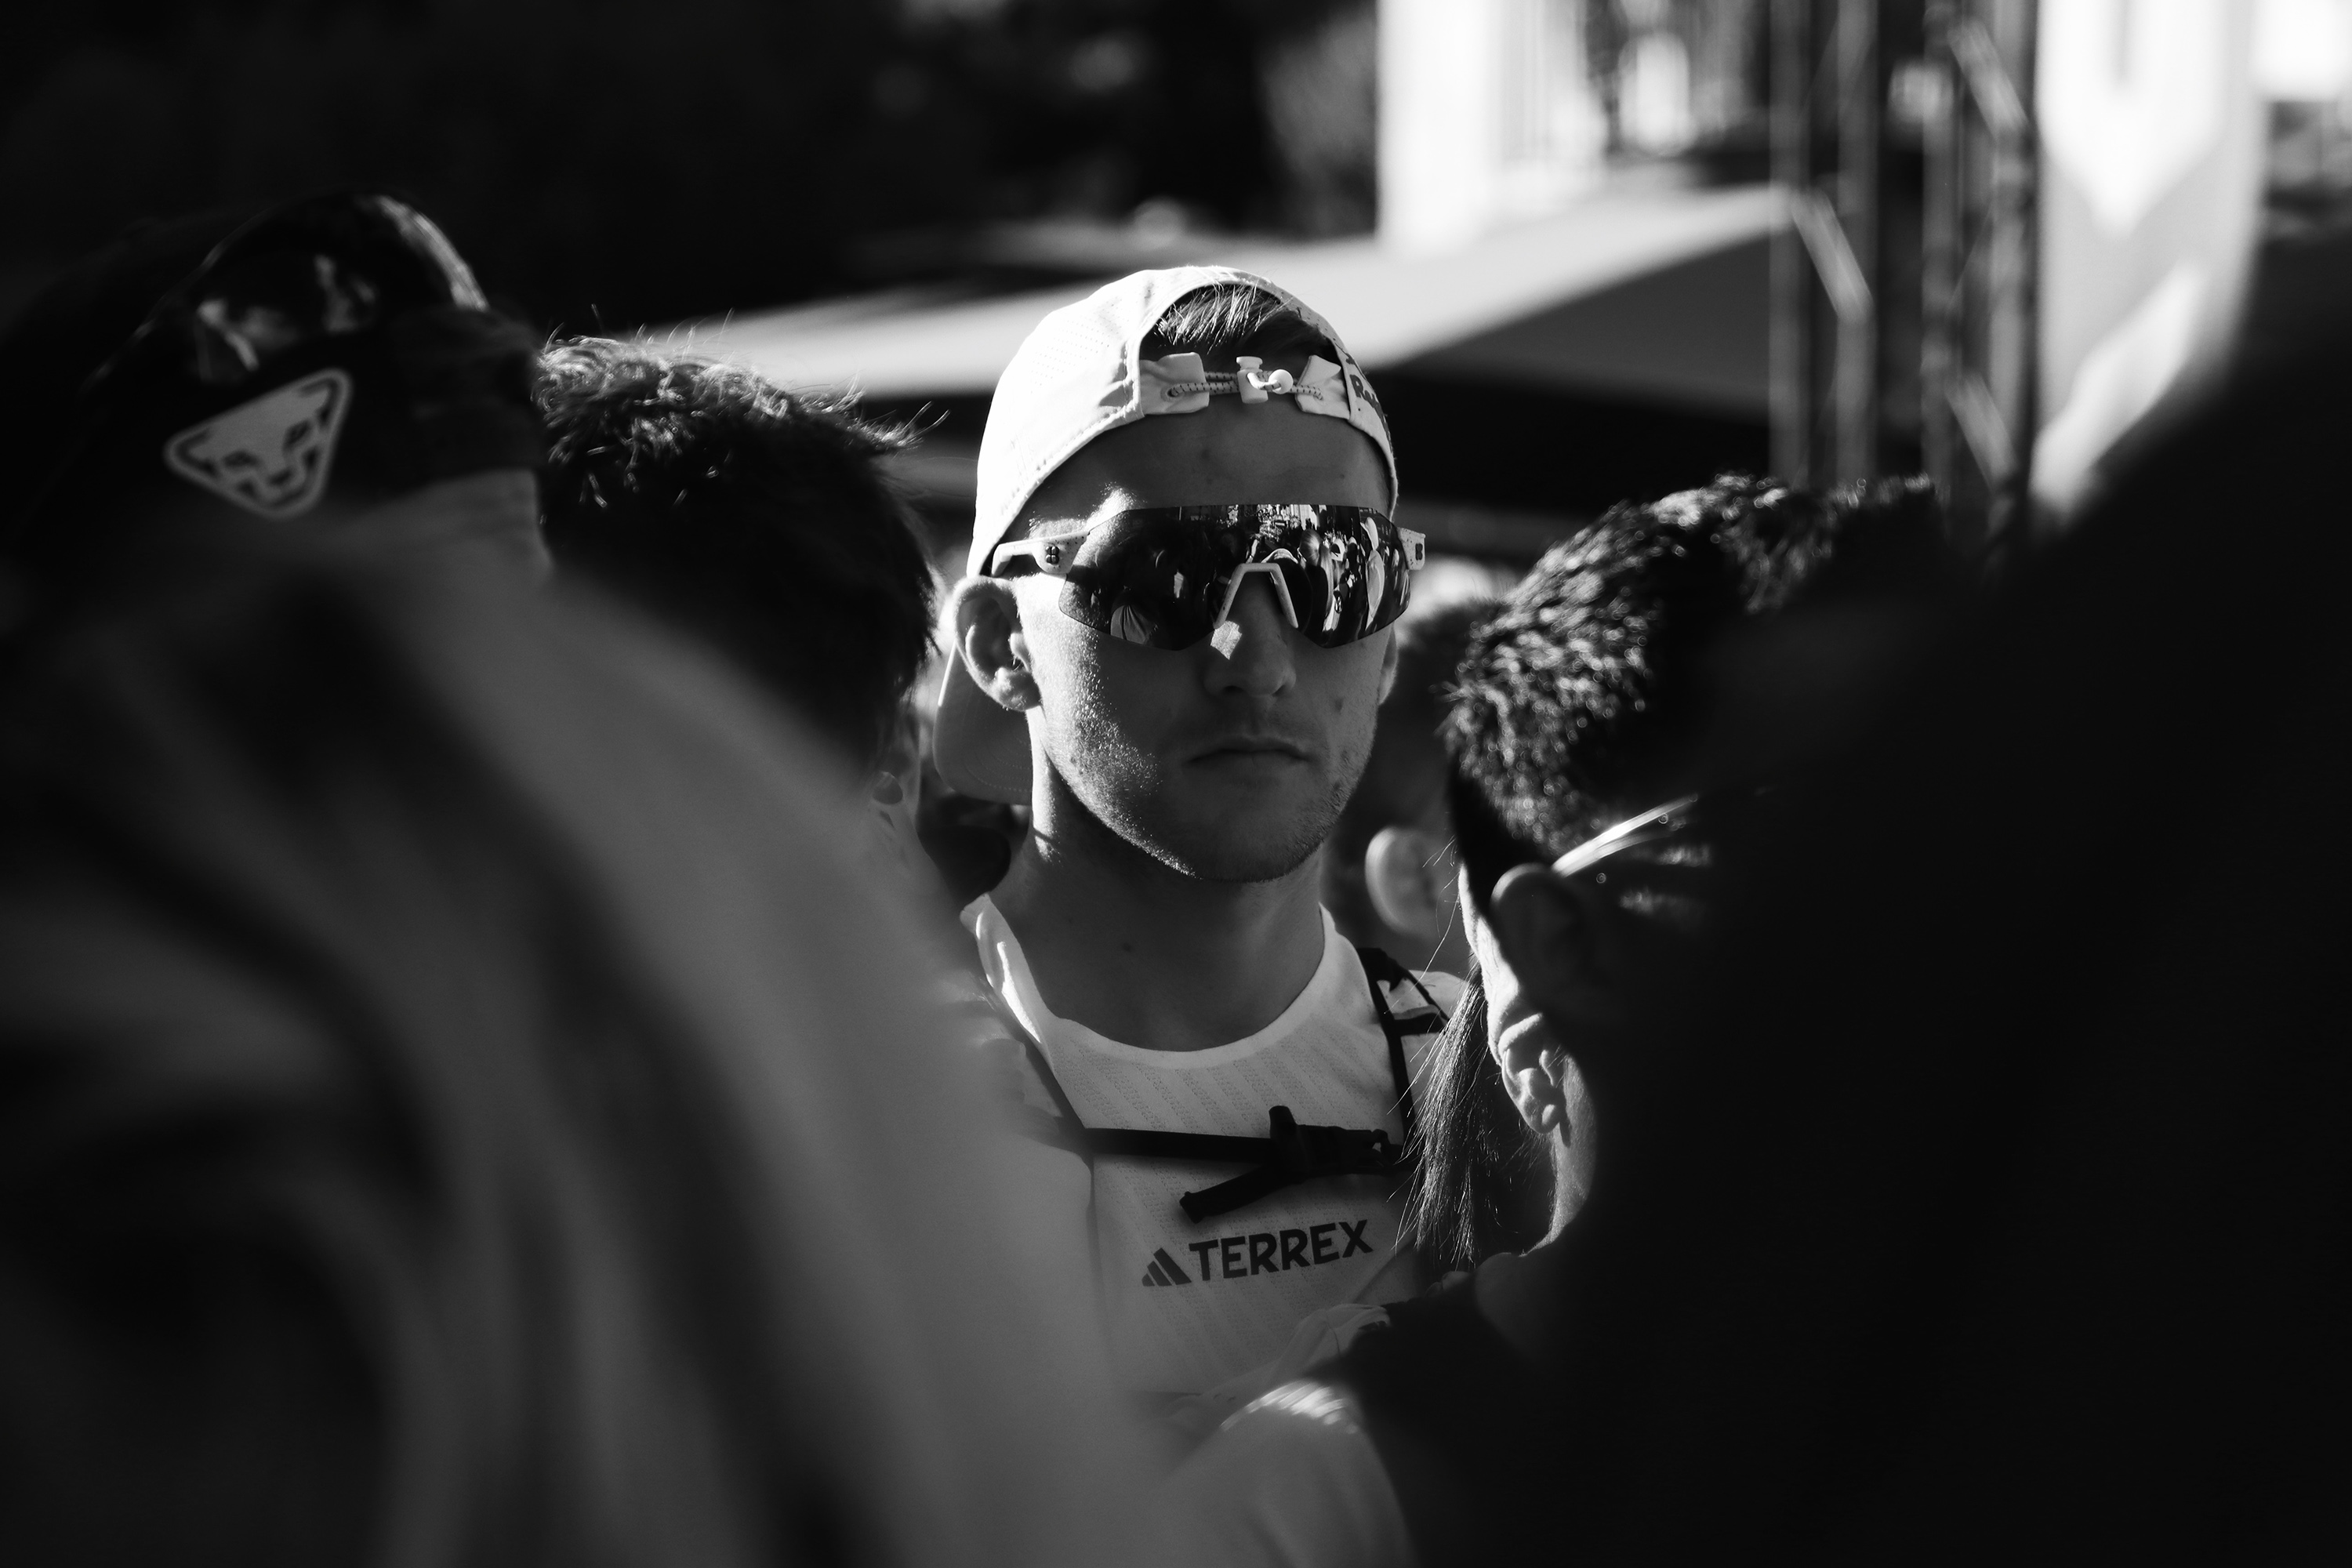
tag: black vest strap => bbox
[1351,942,1444,1155]
[1000,945,1446,1221]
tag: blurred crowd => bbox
[0,190,2343,1568]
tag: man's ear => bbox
[1490,1011,1573,1139]
[1487,862,1627,1037]
[1364,826,1459,941]
[948,576,1039,713]
[1375,625,1402,704]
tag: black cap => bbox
[0,209,249,502]
[0,194,543,581]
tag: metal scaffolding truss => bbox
[1771,0,2036,546]
[1772,0,1889,489]
[1920,0,2037,546]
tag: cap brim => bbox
[932,648,1033,804]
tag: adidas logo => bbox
[1140,1247,1195,1287]
[1140,1247,1193,1287]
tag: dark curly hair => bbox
[1445,472,1949,911]
[536,337,933,771]
[1406,473,1956,1272]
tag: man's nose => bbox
[1206,575,1298,699]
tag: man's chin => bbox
[1185,844,1321,884]
[1053,756,1354,884]
[1134,812,1330,884]
[1150,771,1362,883]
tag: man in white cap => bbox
[937,268,1461,1409]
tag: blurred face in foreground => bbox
[979,388,1396,882]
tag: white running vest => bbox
[964,897,1460,1394]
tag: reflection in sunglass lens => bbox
[1064,513,1240,650]
[1058,505,1412,652]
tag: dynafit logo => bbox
[162,370,351,518]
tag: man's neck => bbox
[1474,1227,1577,1370]
[988,786,1330,1054]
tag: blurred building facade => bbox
[1767,1,2309,542]
[12,2,2346,552]
[1379,0,1610,252]
[688,2,1786,570]
[1380,0,1773,251]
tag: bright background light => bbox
[2255,0,2352,101]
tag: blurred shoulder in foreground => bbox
[0,532,1143,1568]
[1547,328,2352,1563]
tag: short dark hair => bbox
[1445,473,1949,909]
[1140,282,1337,371]
[1409,474,1955,1273]
[536,338,934,770]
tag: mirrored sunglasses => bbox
[991,503,1426,652]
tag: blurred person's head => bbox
[1446,474,1955,917]
[938,269,1413,882]
[0,192,546,617]
[1321,595,1492,971]
[1537,339,2352,1563]
[0,539,1138,1568]
[1408,474,1961,1270]
[534,337,935,793]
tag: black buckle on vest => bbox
[1177,1106,1404,1222]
